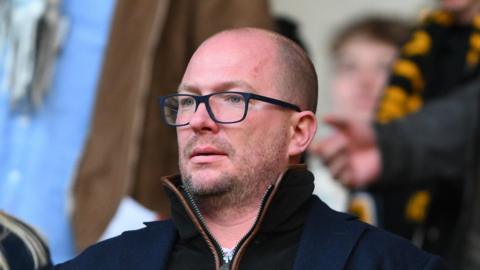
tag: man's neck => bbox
[202,205,259,248]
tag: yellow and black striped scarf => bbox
[377,9,480,123]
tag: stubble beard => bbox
[180,128,289,213]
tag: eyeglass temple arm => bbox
[249,93,301,112]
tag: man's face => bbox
[177,33,292,206]
[332,36,397,123]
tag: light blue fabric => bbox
[0,0,116,263]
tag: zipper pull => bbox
[220,262,231,270]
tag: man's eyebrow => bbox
[177,83,198,93]
[215,81,256,92]
[177,81,257,94]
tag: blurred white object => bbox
[99,197,158,241]
[308,155,348,212]
[0,0,67,109]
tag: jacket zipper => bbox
[182,187,227,269]
[183,185,273,270]
[182,186,274,270]
[228,186,274,270]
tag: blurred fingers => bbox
[329,154,348,180]
[323,115,350,132]
[309,133,348,163]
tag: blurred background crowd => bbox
[0,0,479,269]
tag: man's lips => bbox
[189,146,228,163]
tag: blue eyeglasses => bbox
[158,91,301,127]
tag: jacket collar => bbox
[161,165,315,242]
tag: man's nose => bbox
[188,103,219,133]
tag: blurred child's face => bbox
[332,35,397,123]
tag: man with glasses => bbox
[55,28,447,269]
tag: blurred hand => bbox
[309,115,381,188]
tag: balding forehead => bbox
[193,28,286,77]
[187,32,280,76]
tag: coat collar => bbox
[161,165,314,240]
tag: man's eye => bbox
[223,94,244,104]
[179,97,195,107]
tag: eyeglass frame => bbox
[158,91,302,127]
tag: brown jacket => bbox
[71,0,273,252]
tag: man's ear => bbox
[288,111,317,159]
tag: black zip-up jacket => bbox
[54,166,448,270]
[163,165,313,270]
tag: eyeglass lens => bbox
[163,93,247,125]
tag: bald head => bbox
[185,28,318,113]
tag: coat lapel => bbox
[293,197,368,270]
[121,220,177,270]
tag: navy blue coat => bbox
[54,197,448,270]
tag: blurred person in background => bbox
[313,0,480,267]
[314,75,480,270]
[329,16,410,124]
[0,211,52,270]
[309,16,411,216]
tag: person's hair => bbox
[274,33,318,113]
[331,16,412,54]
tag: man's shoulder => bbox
[351,221,447,269]
[53,220,176,270]
[296,196,448,270]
